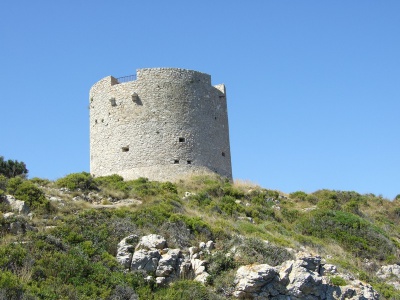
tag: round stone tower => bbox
[89,68,232,181]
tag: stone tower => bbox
[89,68,232,181]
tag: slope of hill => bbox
[0,172,399,299]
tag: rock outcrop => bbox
[3,195,30,214]
[233,255,379,299]
[376,264,400,290]
[117,235,380,299]
[116,234,211,285]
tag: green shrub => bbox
[281,208,301,223]
[329,275,347,286]
[14,181,50,211]
[317,199,341,211]
[160,181,178,194]
[151,280,217,300]
[56,172,97,191]
[0,270,24,299]
[219,195,243,217]
[206,251,237,284]
[0,156,28,178]
[0,175,7,192]
[94,174,128,192]
[168,215,212,237]
[296,209,396,259]
[234,237,294,266]
[30,177,51,186]
[0,243,28,271]
[289,191,308,201]
[6,176,24,194]
[127,177,162,198]
[373,282,400,299]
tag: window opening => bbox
[173,159,179,164]
[110,98,117,106]
[179,137,185,142]
[187,160,192,164]
[122,146,129,152]
[222,152,226,157]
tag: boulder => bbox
[233,264,278,298]
[116,234,138,269]
[233,257,380,299]
[131,249,160,272]
[4,195,30,214]
[135,234,166,251]
[376,264,400,290]
[156,249,181,277]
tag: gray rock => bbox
[135,234,166,251]
[234,264,278,297]
[116,234,138,269]
[156,249,181,277]
[156,276,166,285]
[3,212,15,219]
[194,272,210,284]
[376,264,400,290]
[131,249,160,272]
[10,221,24,234]
[233,257,380,300]
[320,264,337,276]
[4,195,30,214]
[206,240,215,251]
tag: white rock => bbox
[234,264,278,294]
[131,249,160,272]
[206,240,215,251]
[116,234,138,269]
[3,212,15,219]
[194,272,209,284]
[4,195,30,214]
[135,234,166,251]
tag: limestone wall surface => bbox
[89,68,232,181]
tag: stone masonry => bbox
[89,68,232,181]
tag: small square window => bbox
[222,152,225,157]
[187,160,192,164]
[179,137,185,142]
[173,159,179,164]
[122,146,129,152]
[110,98,117,106]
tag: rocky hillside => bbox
[0,172,400,299]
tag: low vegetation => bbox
[0,161,399,299]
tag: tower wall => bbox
[89,68,232,181]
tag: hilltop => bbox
[1,170,400,299]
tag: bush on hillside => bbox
[0,156,28,179]
[56,172,97,191]
[14,181,50,211]
[296,209,396,260]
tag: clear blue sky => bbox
[1,1,399,199]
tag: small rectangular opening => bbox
[110,98,117,106]
[222,152,225,157]
[122,146,129,152]
[173,159,179,164]
[179,137,185,142]
[187,160,192,164]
